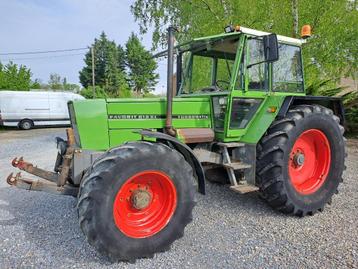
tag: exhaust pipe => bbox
[165,26,176,137]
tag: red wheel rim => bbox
[113,170,177,238]
[289,129,331,195]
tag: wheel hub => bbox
[293,152,305,166]
[130,189,152,210]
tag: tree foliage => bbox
[62,77,80,92]
[131,0,358,128]
[0,62,79,92]
[79,32,130,97]
[80,86,108,99]
[80,85,132,99]
[48,73,62,90]
[44,73,80,92]
[0,61,32,90]
[131,0,357,87]
[31,79,42,89]
[125,33,159,93]
[79,31,159,97]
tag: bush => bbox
[80,86,134,99]
[80,86,107,99]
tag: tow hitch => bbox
[11,157,59,182]
[6,171,77,196]
[6,128,78,197]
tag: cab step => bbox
[217,142,245,148]
[217,142,257,193]
[223,162,251,170]
[230,183,259,194]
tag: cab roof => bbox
[153,26,304,58]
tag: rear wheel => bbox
[256,105,345,216]
[19,119,33,130]
[77,141,196,262]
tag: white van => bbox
[0,91,85,130]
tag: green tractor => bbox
[7,25,346,262]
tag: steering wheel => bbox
[215,80,230,90]
[199,80,231,92]
[200,86,221,92]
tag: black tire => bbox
[77,141,196,262]
[19,119,34,130]
[256,105,346,216]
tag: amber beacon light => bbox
[301,25,312,39]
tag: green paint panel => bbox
[73,99,109,150]
[108,119,211,129]
[107,97,212,130]
[238,96,285,143]
[73,97,212,151]
[109,129,155,147]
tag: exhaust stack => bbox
[165,26,176,137]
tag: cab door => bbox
[225,37,273,142]
[226,37,304,144]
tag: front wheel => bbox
[256,105,346,216]
[77,141,196,262]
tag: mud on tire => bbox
[256,105,346,217]
[77,141,196,262]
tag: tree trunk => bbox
[292,0,299,38]
[220,0,231,23]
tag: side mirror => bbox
[263,34,279,62]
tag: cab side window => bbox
[246,38,268,90]
[190,55,212,92]
[273,44,304,92]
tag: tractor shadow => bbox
[0,183,288,266]
[198,181,284,217]
[0,187,113,265]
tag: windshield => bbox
[179,37,240,94]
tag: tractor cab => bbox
[176,27,306,143]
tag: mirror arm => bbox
[246,60,266,69]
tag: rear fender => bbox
[278,96,345,126]
[139,130,206,194]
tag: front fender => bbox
[139,130,206,194]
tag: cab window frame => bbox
[272,43,304,93]
[244,37,269,92]
[177,36,240,95]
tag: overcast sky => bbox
[0,0,167,94]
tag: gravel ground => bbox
[0,128,357,268]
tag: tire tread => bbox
[77,141,196,262]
